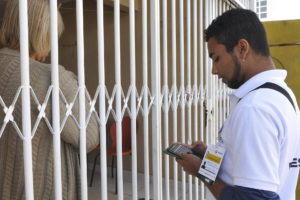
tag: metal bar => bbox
[212,0,217,144]
[186,0,193,199]
[210,0,216,145]
[50,0,62,199]
[129,0,138,199]
[162,0,170,199]
[204,0,210,145]
[114,0,124,199]
[150,0,162,199]
[205,0,213,197]
[192,0,199,199]
[222,0,227,124]
[199,0,205,198]
[218,0,223,129]
[229,0,246,8]
[225,3,231,116]
[142,0,150,199]
[179,0,186,199]
[96,0,108,199]
[171,0,178,199]
[76,0,88,199]
[19,0,34,198]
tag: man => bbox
[176,8,300,200]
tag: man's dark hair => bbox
[205,8,270,56]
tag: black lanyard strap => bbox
[253,82,296,111]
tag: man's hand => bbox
[176,152,228,200]
[175,141,207,156]
[176,153,202,177]
[190,141,207,156]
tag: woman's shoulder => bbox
[30,59,76,79]
[0,47,20,57]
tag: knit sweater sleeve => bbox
[58,66,99,152]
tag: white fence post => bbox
[192,0,199,199]
[50,0,62,199]
[179,0,186,199]
[114,0,124,199]
[129,0,138,199]
[171,1,178,199]
[96,0,108,199]
[162,0,170,199]
[19,0,34,199]
[75,0,88,199]
[142,0,150,199]
[150,0,162,199]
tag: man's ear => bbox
[237,39,249,60]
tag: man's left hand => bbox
[176,153,202,177]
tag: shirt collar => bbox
[228,69,287,108]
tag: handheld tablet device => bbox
[163,143,203,159]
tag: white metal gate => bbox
[0,0,253,199]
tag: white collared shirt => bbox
[218,69,300,200]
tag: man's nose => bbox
[211,63,218,75]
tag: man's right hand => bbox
[190,141,207,156]
[174,141,207,155]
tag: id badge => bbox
[197,144,225,185]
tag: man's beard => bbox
[227,55,245,89]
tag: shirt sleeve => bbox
[220,185,280,200]
[228,103,283,191]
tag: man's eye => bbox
[214,57,219,62]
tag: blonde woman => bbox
[0,0,99,199]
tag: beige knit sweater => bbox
[0,48,99,200]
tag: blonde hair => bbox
[0,0,64,55]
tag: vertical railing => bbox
[210,0,216,145]
[75,0,88,199]
[129,0,138,199]
[218,0,223,129]
[192,0,199,199]
[222,0,226,125]
[198,0,205,199]
[179,0,186,199]
[218,0,223,132]
[226,1,232,118]
[142,0,150,199]
[171,0,178,199]
[204,0,212,196]
[150,0,162,199]
[224,1,229,124]
[114,0,124,199]
[211,0,215,144]
[204,0,209,145]
[19,0,34,199]
[213,0,218,140]
[162,0,170,199]
[96,0,108,199]
[50,0,62,199]
[186,0,193,199]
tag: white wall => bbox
[263,0,300,21]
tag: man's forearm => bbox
[205,178,228,200]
